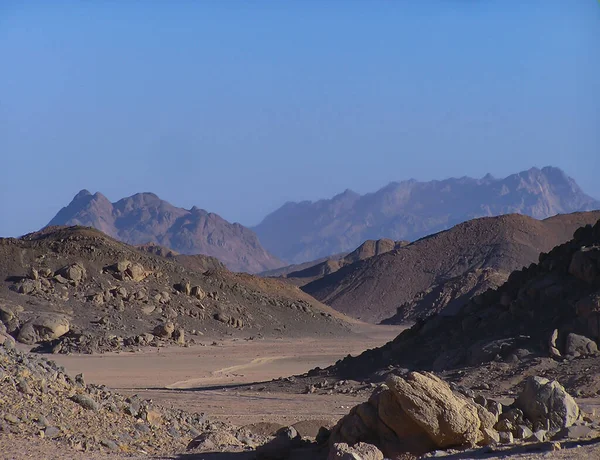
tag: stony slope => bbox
[0,226,352,354]
[303,211,600,323]
[323,218,600,385]
[48,190,282,273]
[253,166,600,264]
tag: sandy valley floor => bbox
[48,324,403,427]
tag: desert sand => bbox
[48,324,403,427]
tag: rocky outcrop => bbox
[328,373,583,458]
[0,226,352,354]
[0,341,251,456]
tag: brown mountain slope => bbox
[322,218,600,388]
[303,211,600,323]
[0,226,353,354]
[47,190,282,273]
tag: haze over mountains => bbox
[253,166,600,264]
[46,166,599,281]
[48,190,282,273]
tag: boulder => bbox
[187,430,242,451]
[0,332,15,348]
[386,372,482,448]
[569,247,600,285]
[126,263,148,282]
[175,281,191,296]
[172,328,185,345]
[565,333,598,357]
[153,322,175,338]
[328,442,384,460]
[17,315,70,344]
[191,285,206,300]
[256,426,301,459]
[56,262,86,283]
[17,279,41,295]
[514,376,580,431]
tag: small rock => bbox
[70,394,100,411]
[499,431,513,444]
[44,426,60,438]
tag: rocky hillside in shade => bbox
[0,226,353,354]
[322,218,600,384]
[253,166,600,264]
[264,239,408,287]
[302,211,600,323]
[48,190,283,273]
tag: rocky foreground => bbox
[2,335,600,459]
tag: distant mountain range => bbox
[47,190,282,273]
[252,166,600,264]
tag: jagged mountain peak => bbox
[48,191,282,273]
[253,167,599,264]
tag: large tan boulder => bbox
[17,314,70,344]
[386,372,481,448]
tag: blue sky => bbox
[1,1,599,237]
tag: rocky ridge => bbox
[48,190,282,273]
[0,226,352,354]
[303,211,600,323]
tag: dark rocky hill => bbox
[323,218,600,388]
[253,167,600,264]
[48,190,282,273]
[303,211,600,323]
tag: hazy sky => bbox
[1,1,599,237]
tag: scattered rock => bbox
[70,394,100,411]
[514,376,580,431]
[56,262,86,283]
[17,315,70,345]
[565,333,598,357]
[153,322,175,339]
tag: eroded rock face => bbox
[514,376,580,431]
[16,314,70,344]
